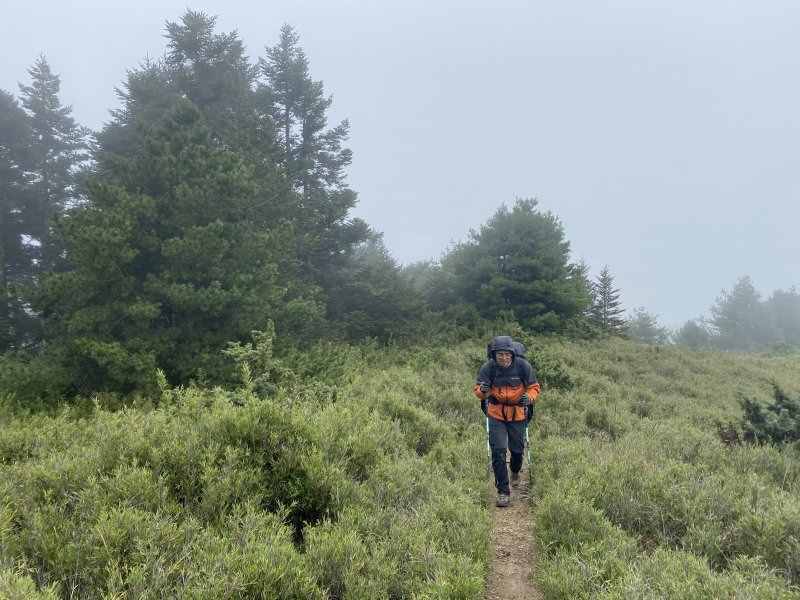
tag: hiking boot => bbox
[510,471,520,487]
[496,493,510,508]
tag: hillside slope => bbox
[1,336,799,599]
[527,336,800,599]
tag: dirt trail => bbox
[485,466,543,600]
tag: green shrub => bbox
[537,546,631,600]
[630,389,655,418]
[375,394,447,456]
[176,506,323,599]
[584,405,629,440]
[304,521,391,599]
[742,385,800,445]
[311,402,402,483]
[0,338,497,598]
[418,551,485,600]
[0,567,60,600]
[603,549,797,600]
[727,442,800,494]
[522,338,575,390]
[0,503,20,568]
[536,490,635,559]
[531,337,800,596]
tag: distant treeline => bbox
[673,276,800,352]
[623,276,800,352]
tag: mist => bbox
[2,0,799,328]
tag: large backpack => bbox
[485,337,528,362]
[485,335,514,360]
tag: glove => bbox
[480,399,488,416]
[517,393,530,407]
[479,382,490,394]
[526,404,535,423]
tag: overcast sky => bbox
[2,0,798,327]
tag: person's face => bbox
[496,350,513,368]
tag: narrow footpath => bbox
[485,467,543,600]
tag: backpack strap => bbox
[518,359,530,389]
[486,359,530,393]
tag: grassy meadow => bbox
[1,334,799,598]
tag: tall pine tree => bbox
[98,12,290,225]
[0,90,35,350]
[38,101,296,394]
[260,25,368,287]
[93,13,322,338]
[164,11,258,143]
[96,13,370,336]
[591,266,626,334]
[18,56,89,272]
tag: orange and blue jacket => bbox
[473,358,541,422]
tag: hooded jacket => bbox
[473,356,541,421]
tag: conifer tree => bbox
[563,259,597,334]
[18,56,89,272]
[0,90,34,350]
[100,13,276,172]
[37,101,299,394]
[673,319,712,349]
[164,11,277,159]
[260,25,368,284]
[92,13,318,342]
[761,287,800,348]
[325,233,423,340]
[591,266,626,334]
[436,198,589,332]
[570,260,594,309]
[626,307,668,344]
[710,276,771,351]
[98,13,367,328]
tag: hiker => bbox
[474,336,540,507]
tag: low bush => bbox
[536,490,635,599]
[603,550,797,600]
[5,333,800,597]
[0,568,60,600]
[531,336,800,598]
[0,339,491,598]
[525,342,575,390]
[742,385,800,445]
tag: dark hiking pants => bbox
[488,417,527,495]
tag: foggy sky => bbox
[2,0,799,327]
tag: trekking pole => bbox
[526,403,537,480]
[485,416,491,471]
[525,424,531,467]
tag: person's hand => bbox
[517,393,530,407]
[479,382,490,394]
[480,399,488,416]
